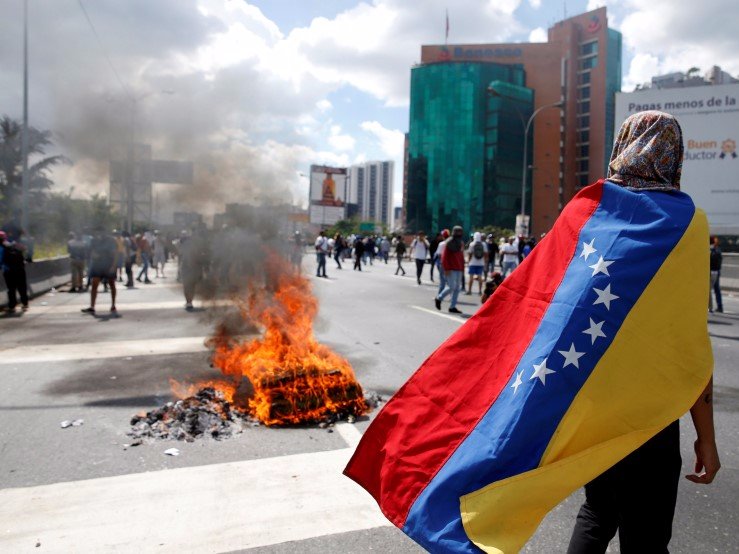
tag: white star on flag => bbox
[580,238,597,262]
[593,284,620,310]
[530,359,556,385]
[558,343,586,369]
[511,370,524,394]
[588,255,614,277]
[583,317,607,344]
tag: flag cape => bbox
[344,180,713,553]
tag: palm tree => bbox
[0,115,68,219]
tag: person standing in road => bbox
[81,227,118,316]
[410,231,430,285]
[501,237,519,277]
[380,236,391,264]
[1,230,29,313]
[153,230,167,278]
[121,231,135,288]
[435,226,465,314]
[429,232,443,282]
[333,233,344,269]
[353,235,365,271]
[67,232,87,293]
[466,231,488,295]
[484,234,499,281]
[136,232,153,284]
[710,237,723,313]
[394,236,407,275]
[315,230,329,278]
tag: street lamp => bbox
[487,86,563,229]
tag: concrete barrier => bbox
[0,256,71,306]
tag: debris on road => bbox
[60,419,84,429]
[163,448,180,456]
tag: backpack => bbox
[473,241,484,259]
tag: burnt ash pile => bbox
[128,387,385,442]
[129,388,251,442]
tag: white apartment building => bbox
[346,161,394,227]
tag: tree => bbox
[0,115,68,221]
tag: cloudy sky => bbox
[1,0,737,220]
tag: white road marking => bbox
[311,276,336,284]
[32,299,233,315]
[409,305,465,323]
[0,336,209,364]
[0,447,389,553]
[335,422,363,449]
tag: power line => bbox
[76,0,131,100]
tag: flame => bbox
[176,252,368,426]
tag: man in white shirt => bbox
[314,231,329,278]
[466,231,488,295]
[501,237,519,278]
[410,231,430,285]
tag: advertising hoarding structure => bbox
[309,165,347,226]
[615,83,739,234]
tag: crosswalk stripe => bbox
[0,428,389,553]
[409,305,465,323]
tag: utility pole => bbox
[21,0,30,232]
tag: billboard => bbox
[615,83,739,234]
[309,165,347,225]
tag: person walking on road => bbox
[410,231,430,285]
[153,231,167,278]
[710,237,723,313]
[434,229,450,296]
[435,226,465,314]
[123,231,136,288]
[429,232,443,282]
[501,237,519,278]
[333,233,344,269]
[81,227,118,316]
[394,236,407,275]
[380,236,391,264]
[466,232,488,295]
[314,231,329,278]
[484,233,499,281]
[67,232,87,293]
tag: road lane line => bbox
[409,305,465,323]
[32,299,233,315]
[0,336,209,364]
[0,447,389,553]
[335,422,363,449]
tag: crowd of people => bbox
[310,227,727,316]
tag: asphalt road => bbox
[0,256,736,553]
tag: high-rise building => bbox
[347,161,394,227]
[405,7,622,235]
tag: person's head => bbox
[122,230,130,238]
[473,231,482,242]
[441,228,450,239]
[0,231,7,242]
[68,231,76,240]
[418,230,425,238]
[608,110,683,191]
[487,233,494,242]
[452,225,463,239]
[507,237,514,244]
[319,230,325,237]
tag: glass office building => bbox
[405,62,533,233]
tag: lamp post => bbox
[20,0,30,233]
[487,86,563,230]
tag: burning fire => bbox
[175,253,368,426]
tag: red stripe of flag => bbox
[344,181,605,528]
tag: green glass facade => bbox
[405,62,533,234]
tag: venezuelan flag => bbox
[344,180,713,553]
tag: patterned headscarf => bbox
[607,110,683,191]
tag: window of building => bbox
[579,159,589,173]
[578,173,591,188]
[578,100,590,114]
[579,56,598,70]
[578,115,590,128]
[580,41,598,56]
[579,71,591,85]
[579,144,590,157]
[580,129,590,143]
[579,85,591,100]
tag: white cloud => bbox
[328,125,356,151]
[360,121,404,158]
[623,52,661,91]
[528,0,542,8]
[586,0,607,10]
[316,99,333,112]
[528,27,547,43]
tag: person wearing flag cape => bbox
[344,111,720,553]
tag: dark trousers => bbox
[713,271,724,311]
[125,255,134,286]
[334,249,342,269]
[354,253,362,271]
[4,267,29,309]
[567,421,681,554]
[316,252,327,277]
[415,259,425,281]
[395,255,405,275]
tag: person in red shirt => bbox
[434,225,465,314]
